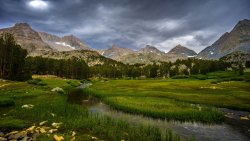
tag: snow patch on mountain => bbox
[55,42,76,50]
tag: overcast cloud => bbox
[1,0,250,52]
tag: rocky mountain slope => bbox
[38,50,115,66]
[39,32,91,51]
[168,44,197,57]
[198,19,250,59]
[220,51,250,62]
[138,45,163,54]
[100,45,185,64]
[0,23,52,55]
[100,45,134,60]
[107,45,196,64]
[3,20,249,65]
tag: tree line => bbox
[0,33,249,81]
[0,33,30,81]
[89,59,231,78]
[26,56,89,79]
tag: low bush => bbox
[27,78,42,85]
[0,117,28,131]
[210,81,218,84]
[171,75,189,79]
[197,76,207,80]
[230,77,244,81]
[245,78,250,82]
[191,75,207,80]
[0,98,15,107]
[67,80,81,87]
[37,81,47,86]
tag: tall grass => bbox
[85,89,224,123]
[12,96,180,141]
[0,78,181,141]
[88,76,250,112]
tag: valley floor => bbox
[0,71,250,141]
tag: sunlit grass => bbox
[0,77,180,141]
[87,72,250,123]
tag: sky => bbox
[0,0,250,53]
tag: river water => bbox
[68,88,250,141]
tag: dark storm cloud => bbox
[1,0,250,52]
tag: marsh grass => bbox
[0,117,28,131]
[0,98,15,107]
[0,77,181,141]
[85,90,224,123]
[87,72,250,123]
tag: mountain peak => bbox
[198,19,250,59]
[0,22,52,54]
[168,45,197,56]
[175,44,185,48]
[110,44,120,49]
[102,44,133,59]
[63,34,79,40]
[139,45,162,54]
[145,45,158,49]
[14,23,31,28]
[232,19,250,31]
[238,19,250,25]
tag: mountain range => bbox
[0,19,250,64]
[198,19,250,59]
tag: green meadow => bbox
[0,71,250,140]
[87,71,250,123]
[0,76,180,141]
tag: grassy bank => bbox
[87,72,250,123]
[0,76,181,141]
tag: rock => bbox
[5,131,18,138]
[52,122,62,128]
[240,116,249,120]
[39,121,47,126]
[71,131,76,137]
[70,136,75,141]
[26,126,36,132]
[91,136,98,140]
[51,87,64,93]
[8,132,25,140]
[39,128,46,134]
[48,129,58,134]
[50,113,56,117]
[21,136,28,141]
[53,135,64,141]
[0,137,7,141]
[21,104,34,109]
[0,132,4,137]
[31,133,39,140]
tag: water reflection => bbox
[68,89,249,141]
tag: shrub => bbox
[197,76,207,80]
[37,81,47,86]
[210,81,218,84]
[171,75,189,79]
[0,117,27,131]
[230,77,244,81]
[0,98,15,107]
[67,80,81,87]
[221,78,230,82]
[191,75,207,80]
[27,78,42,85]
[245,78,250,82]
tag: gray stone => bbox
[0,137,7,141]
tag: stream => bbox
[68,86,250,141]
